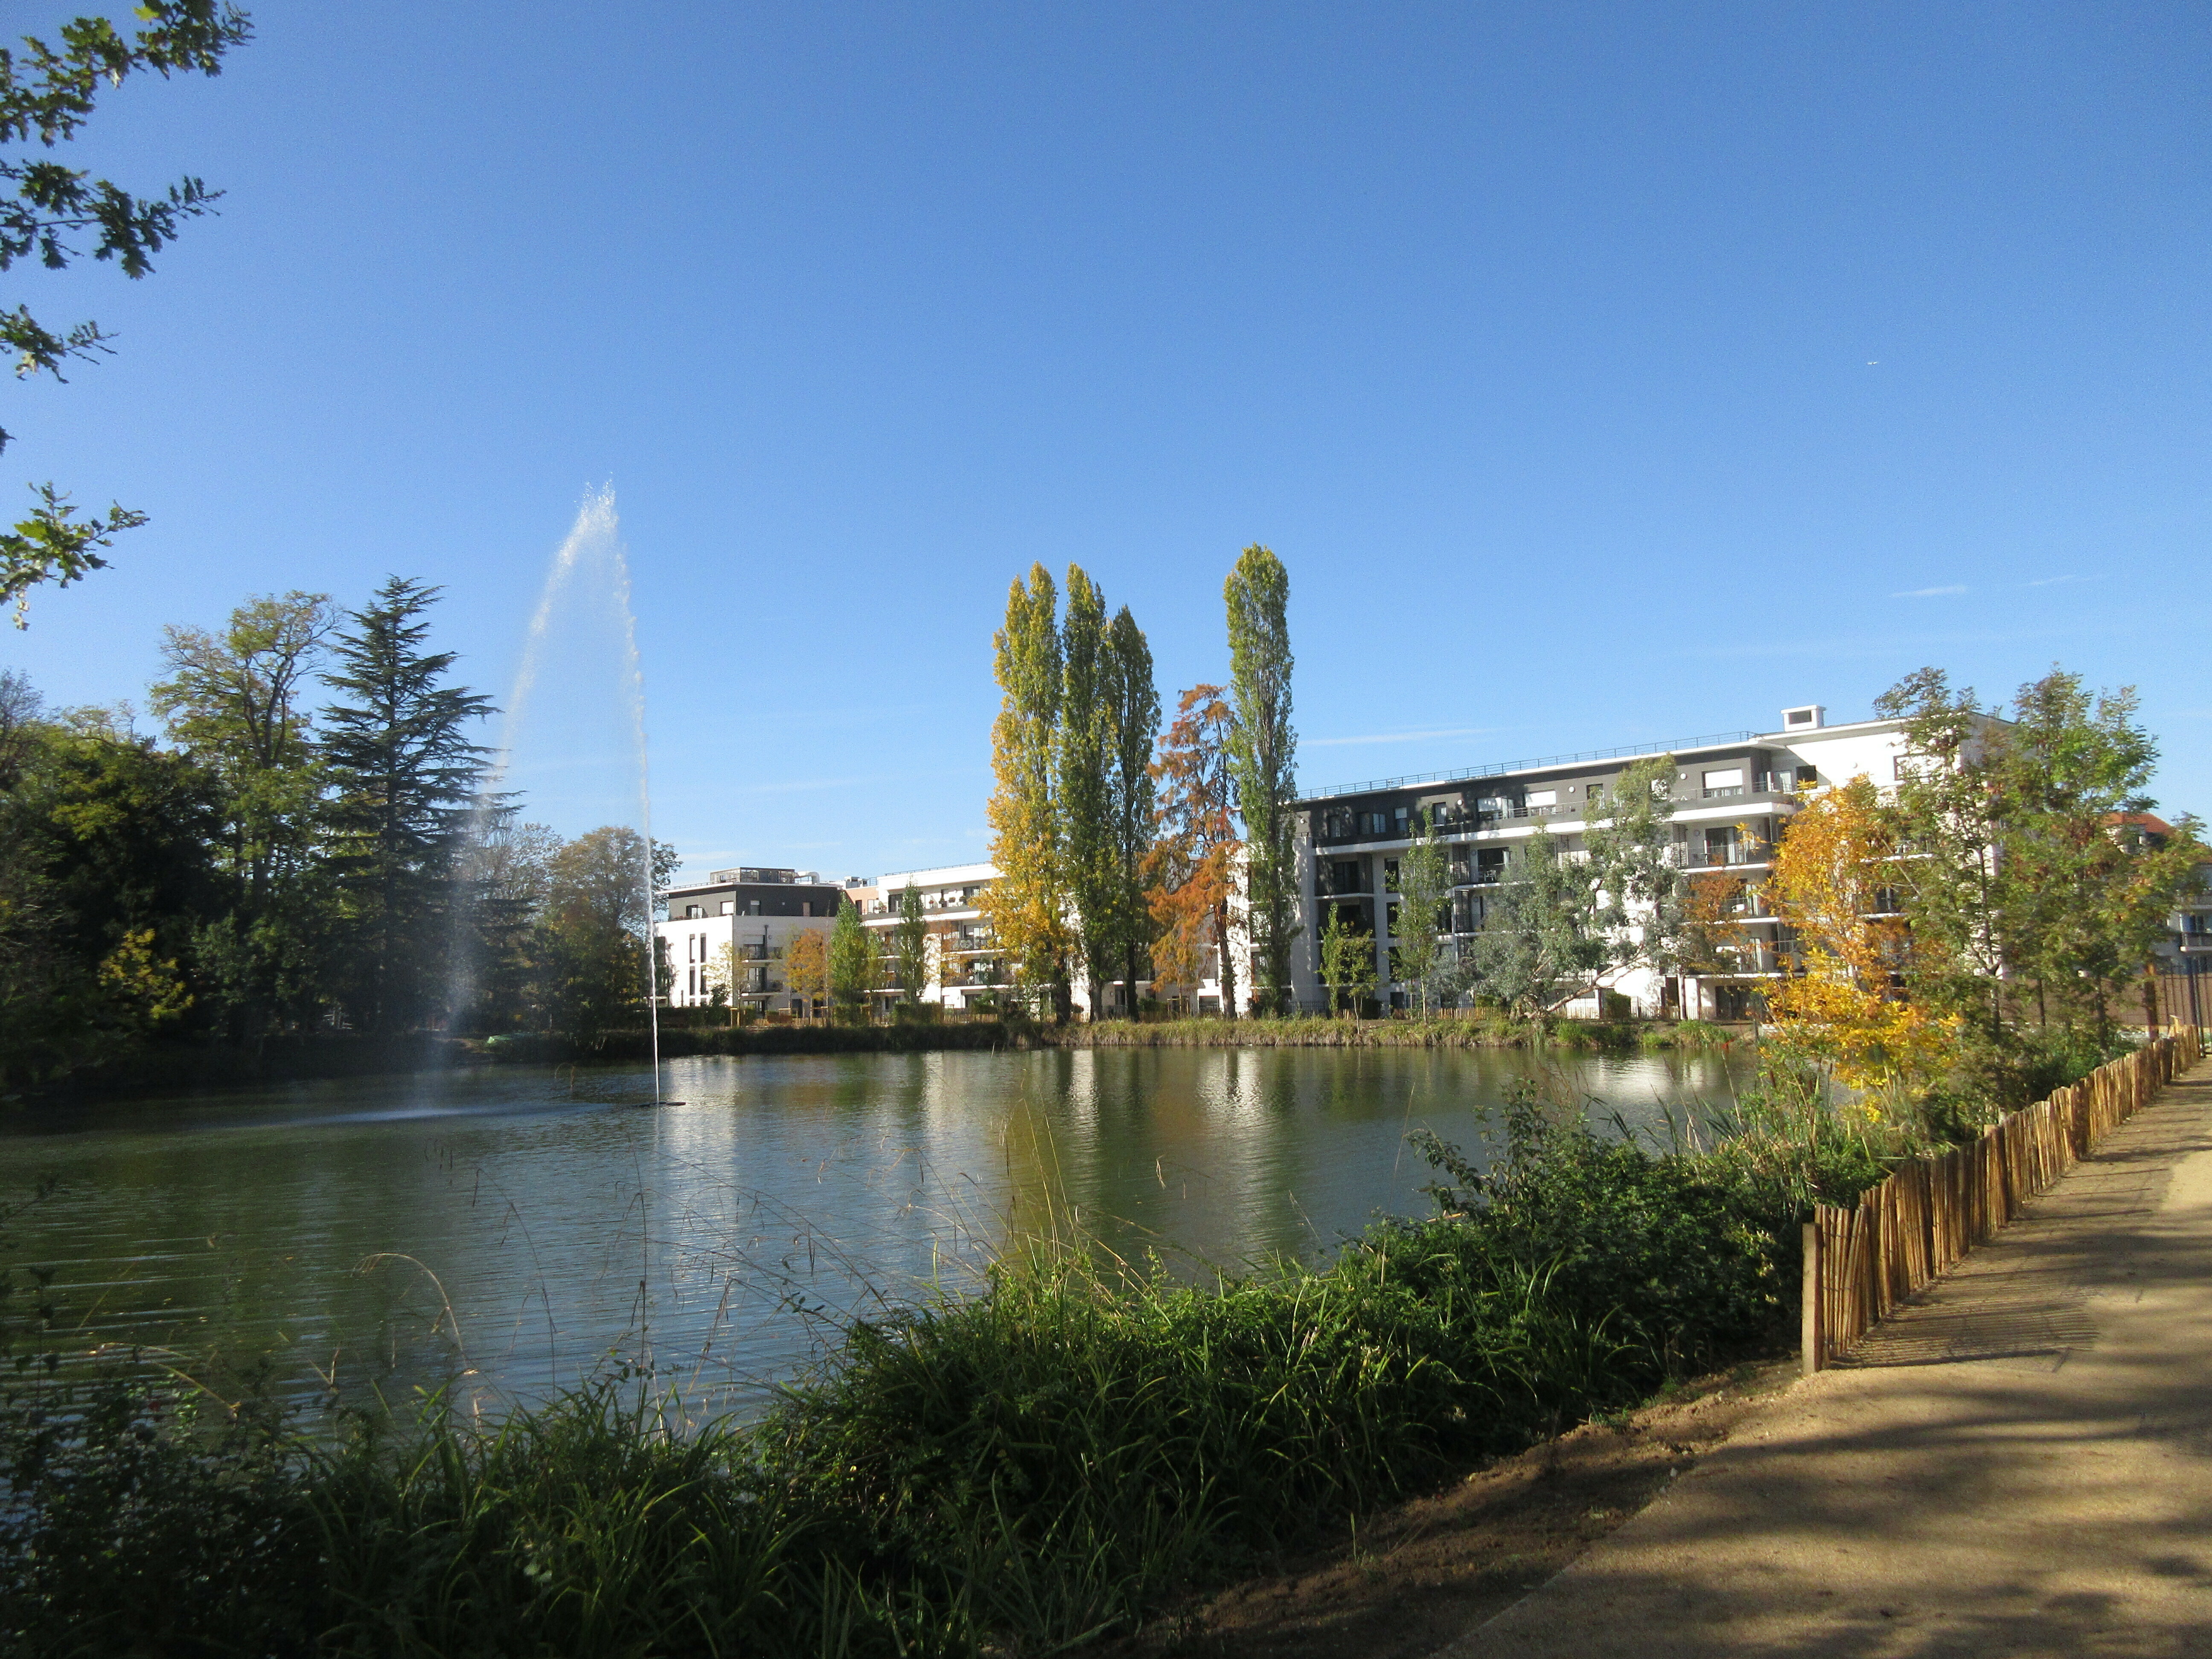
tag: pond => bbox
[0,1045,1751,1418]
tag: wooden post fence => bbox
[1802,1025,2203,1373]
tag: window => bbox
[1526,789,1557,808]
[747,899,762,916]
[684,904,701,919]
[719,900,733,916]
[801,902,812,917]
[1795,765,1818,788]
[1703,768,1743,789]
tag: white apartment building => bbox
[859,861,1245,1016]
[1289,704,1930,1020]
[655,867,846,1016]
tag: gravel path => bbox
[1445,1057,2212,1659]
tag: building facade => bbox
[859,862,1244,1016]
[1289,705,1920,1020]
[656,867,846,1016]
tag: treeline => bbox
[0,581,666,1088]
[981,545,1301,1018]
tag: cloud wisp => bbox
[1892,584,1969,599]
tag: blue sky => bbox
[2,2,2205,879]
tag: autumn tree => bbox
[1147,684,1237,1013]
[1,3,253,623]
[784,928,828,1019]
[1763,775,1954,1102]
[1224,545,1298,1013]
[981,564,1072,1018]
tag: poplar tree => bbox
[892,882,929,1003]
[1101,605,1158,1015]
[1056,565,1113,1016]
[1225,545,1298,1014]
[829,895,875,1022]
[1393,815,1450,1016]
[981,565,1071,1018]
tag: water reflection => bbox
[1,1046,1747,1417]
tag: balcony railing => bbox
[1672,844,1768,869]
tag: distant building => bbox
[859,862,1241,1016]
[1290,705,1936,1020]
[656,866,845,1016]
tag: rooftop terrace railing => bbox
[1297,730,1758,803]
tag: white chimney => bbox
[1781,704,1825,732]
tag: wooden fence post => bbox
[1802,1220,1823,1374]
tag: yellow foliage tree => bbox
[1764,775,1956,1102]
[783,929,828,1019]
[981,565,1074,1016]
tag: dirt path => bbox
[1447,1056,2212,1659]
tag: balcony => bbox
[1672,844,1768,869]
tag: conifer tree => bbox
[1225,545,1298,1014]
[320,576,492,1031]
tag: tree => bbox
[1462,827,1607,1019]
[149,590,336,1038]
[0,706,221,1080]
[1763,775,1955,1103]
[319,577,494,1032]
[1100,605,1158,1016]
[1392,813,1450,1015]
[828,896,875,1021]
[784,928,828,1019]
[1318,905,1377,1018]
[1583,754,1690,996]
[1056,565,1114,1016]
[0,3,253,623]
[1224,545,1298,1013]
[453,812,560,1031]
[1877,665,2206,1046]
[531,825,660,1047]
[981,564,1071,1018]
[891,882,929,1003]
[705,939,743,1025]
[1146,684,1238,1014]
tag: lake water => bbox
[0,1046,1749,1418]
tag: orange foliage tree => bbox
[1764,775,1956,1103]
[1144,685,1238,1013]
